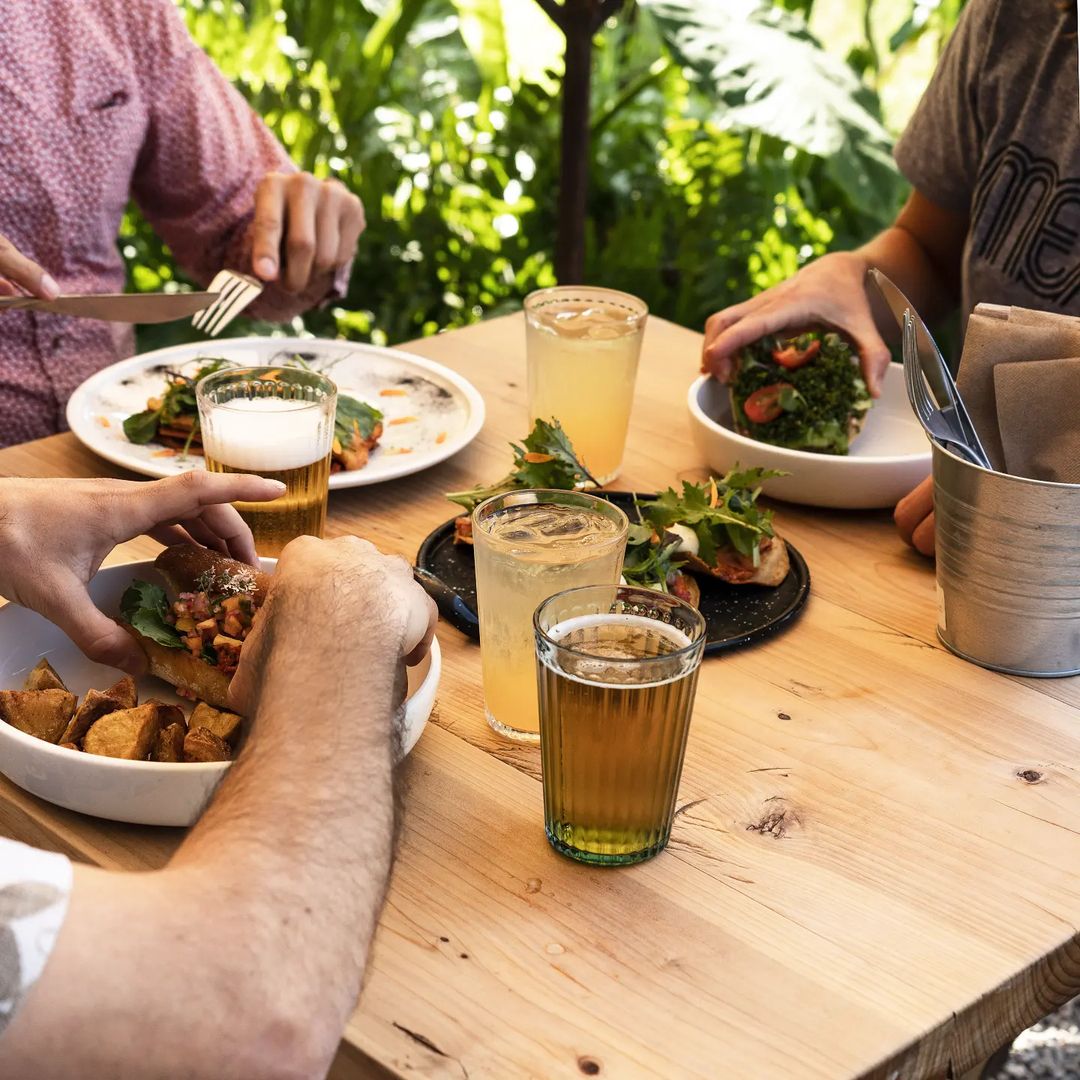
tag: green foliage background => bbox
[126,0,966,352]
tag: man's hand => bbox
[895,475,935,556]
[702,251,893,397]
[0,231,59,299]
[230,535,437,718]
[0,473,285,672]
[249,172,365,294]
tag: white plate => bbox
[0,560,440,827]
[687,363,932,509]
[66,337,485,490]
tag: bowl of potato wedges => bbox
[0,558,441,826]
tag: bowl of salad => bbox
[688,331,930,509]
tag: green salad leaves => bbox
[445,419,597,512]
[122,359,231,449]
[119,581,182,650]
[446,420,784,596]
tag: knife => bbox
[0,291,217,324]
[867,267,955,403]
[872,268,992,468]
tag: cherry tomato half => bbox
[772,338,821,370]
[743,383,794,424]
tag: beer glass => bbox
[534,584,707,866]
[471,490,628,743]
[524,286,648,485]
[196,366,336,557]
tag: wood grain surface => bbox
[2,314,1080,1080]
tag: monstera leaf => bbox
[639,0,905,217]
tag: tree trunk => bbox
[555,9,594,284]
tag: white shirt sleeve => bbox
[0,838,72,1036]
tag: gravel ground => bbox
[992,997,1080,1079]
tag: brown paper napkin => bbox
[956,304,1080,479]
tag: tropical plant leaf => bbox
[451,0,510,87]
[639,0,906,216]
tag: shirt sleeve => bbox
[128,3,350,321]
[0,839,72,1036]
[893,0,1001,215]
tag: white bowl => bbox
[0,560,441,826]
[687,363,931,509]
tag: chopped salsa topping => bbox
[167,590,256,675]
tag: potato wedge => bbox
[146,700,186,730]
[183,727,231,763]
[0,689,77,743]
[105,675,138,711]
[188,702,242,746]
[60,688,125,747]
[152,722,186,763]
[83,703,163,760]
[22,659,67,693]
[58,741,79,752]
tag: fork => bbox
[902,311,991,468]
[192,269,263,337]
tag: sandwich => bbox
[634,471,789,588]
[726,331,871,455]
[120,545,269,709]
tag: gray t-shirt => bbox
[894,0,1080,319]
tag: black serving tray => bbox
[414,492,810,657]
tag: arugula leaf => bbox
[639,466,787,569]
[335,394,383,445]
[446,418,595,512]
[123,409,161,445]
[119,581,182,649]
[123,358,232,449]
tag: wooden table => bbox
[1,315,1080,1080]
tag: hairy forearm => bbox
[2,630,402,1078]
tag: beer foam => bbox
[202,397,332,472]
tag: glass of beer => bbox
[534,584,707,866]
[472,490,628,743]
[524,286,648,485]
[196,366,336,557]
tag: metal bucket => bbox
[935,444,1080,676]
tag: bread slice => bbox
[155,545,269,604]
[683,535,790,587]
[122,625,232,710]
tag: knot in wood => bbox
[747,796,802,839]
[577,1057,601,1075]
[1016,768,1045,784]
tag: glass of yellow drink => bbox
[471,490,628,742]
[196,366,336,558]
[534,584,707,865]
[524,286,648,485]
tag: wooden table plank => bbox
[1,314,1080,1079]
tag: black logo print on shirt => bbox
[971,140,1080,304]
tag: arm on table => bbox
[701,189,969,396]
[0,536,437,1080]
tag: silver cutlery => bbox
[191,269,263,337]
[0,291,217,323]
[902,309,993,469]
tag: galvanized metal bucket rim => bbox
[934,440,1080,491]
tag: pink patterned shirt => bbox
[0,0,345,448]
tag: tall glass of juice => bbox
[471,490,628,742]
[196,366,337,557]
[534,584,706,865]
[524,286,648,484]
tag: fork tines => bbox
[193,270,264,337]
